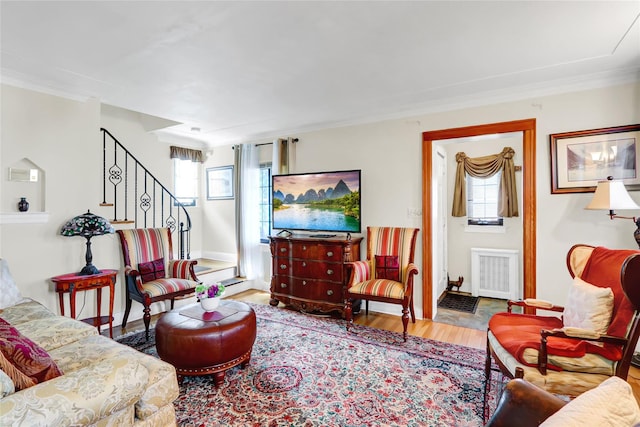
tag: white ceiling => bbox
[2,1,639,147]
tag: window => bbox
[173,158,199,206]
[258,163,272,243]
[466,172,503,226]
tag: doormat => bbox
[438,292,480,314]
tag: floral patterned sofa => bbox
[0,260,179,426]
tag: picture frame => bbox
[206,166,234,200]
[550,124,640,194]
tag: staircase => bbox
[100,128,242,288]
[100,128,192,259]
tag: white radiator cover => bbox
[471,248,519,300]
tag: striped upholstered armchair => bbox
[117,228,200,340]
[345,226,420,341]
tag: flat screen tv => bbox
[272,169,361,235]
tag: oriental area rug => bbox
[116,303,504,426]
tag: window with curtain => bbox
[173,158,199,206]
[467,172,503,226]
[452,146,518,219]
[170,146,203,207]
[258,163,272,243]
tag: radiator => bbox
[470,248,519,300]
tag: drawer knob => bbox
[327,269,334,275]
[302,280,307,286]
[280,283,287,288]
[302,262,307,267]
[327,290,334,296]
[280,248,287,253]
[327,251,333,257]
[302,245,307,251]
[280,264,287,270]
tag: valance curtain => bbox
[452,146,519,218]
[169,146,203,163]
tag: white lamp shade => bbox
[586,179,640,210]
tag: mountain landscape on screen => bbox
[272,170,361,234]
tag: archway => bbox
[421,119,537,319]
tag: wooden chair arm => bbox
[508,299,564,313]
[485,379,566,427]
[537,328,627,374]
[124,265,140,277]
[403,263,419,296]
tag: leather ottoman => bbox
[155,299,257,385]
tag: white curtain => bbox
[234,144,262,281]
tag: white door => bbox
[433,145,448,314]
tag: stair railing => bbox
[100,128,191,259]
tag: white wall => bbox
[239,81,640,319]
[2,81,639,326]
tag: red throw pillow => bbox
[0,317,63,390]
[138,258,165,283]
[375,255,400,281]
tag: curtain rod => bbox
[233,138,299,149]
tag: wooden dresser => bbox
[269,235,362,316]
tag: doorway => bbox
[421,119,537,320]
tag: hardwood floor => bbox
[110,289,640,406]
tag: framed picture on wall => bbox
[206,166,234,200]
[550,124,640,194]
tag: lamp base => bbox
[79,264,101,275]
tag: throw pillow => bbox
[563,276,614,335]
[0,368,15,398]
[0,317,63,390]
[540,376,640,427]
[0,259,23,309]
[375,255,400,282]
[138,257,165,283]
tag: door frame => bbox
[421,118,537,319]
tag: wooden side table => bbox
[51,269,118,338]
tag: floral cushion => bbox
[375,255,400,281]
[138,258,165,283]
[0,318,63,390]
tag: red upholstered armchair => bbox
[345,226,419,341]
[117,228,200,340]
[484,244,640,408]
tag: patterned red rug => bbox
[116,303,504,426]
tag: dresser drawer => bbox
[273,257,292,276]
[272,275,292,293]
[290,278,344,304]
[292,244,343,261]
[273,241,291,257]
[292,259,343,282]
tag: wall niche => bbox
[0,157,49,224]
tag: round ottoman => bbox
[155,300,257,385]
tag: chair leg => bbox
[483,334,493,420]
[401,305,409,342]
[345,298,353,332]
[170,298,175,310]
[143,305,151,341]
[365,300,369,315]
[409,296,416,323]
[122,297,132,328]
